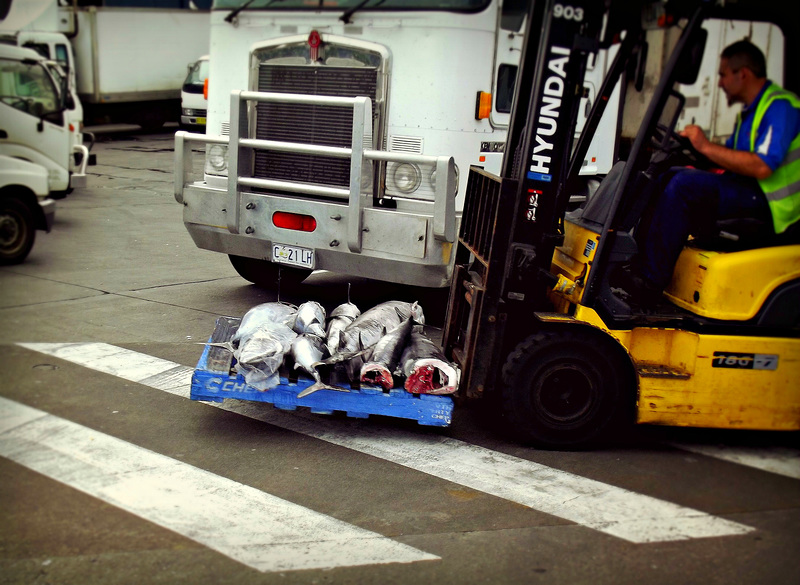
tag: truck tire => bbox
[229,255,312,289]
[0,197,36,265]
[500,329,631,447]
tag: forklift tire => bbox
[229,255,312,289]
[0,197,36,265]
[500,329,629,448]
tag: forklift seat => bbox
[695,218,800,251]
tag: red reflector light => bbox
[273,211,316,232]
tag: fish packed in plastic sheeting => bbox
[227,299,459,395]
[232,302,299,390]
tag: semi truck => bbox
[0,0,211,129]
[173,0,781,292]
[174,0,636,290]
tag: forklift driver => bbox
[627,39,800,305]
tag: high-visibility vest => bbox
[734,83,800,234]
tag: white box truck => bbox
[0,0,211,129]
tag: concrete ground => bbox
[0,126,798,585]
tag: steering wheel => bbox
[651,122,711,168]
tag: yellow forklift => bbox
[442,0,800,446]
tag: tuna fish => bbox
[290,333,350,398]
[292,301,326,338]
[359,316,414,390]
[231,302,297,347]
[397,326,460,395]
[325,301,361,357]
[331,301,425,383]
[234,321,297,391]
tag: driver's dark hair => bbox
[721,40,767,79]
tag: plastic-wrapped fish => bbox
[293,301,326,338]
[232,302,297,346]
[397,326,460,395]
[325,302,361,357]
[360,316,413,390]
[234,321,297,391]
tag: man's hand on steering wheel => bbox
[679,124,710,153]
[652,122,713,169]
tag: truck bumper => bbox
[181,183,456,288]
[181,115,207,126]
[70,144,91,189]
[38,198,56,232]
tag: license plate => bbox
[272,244,314,269]
[196,117,206,124]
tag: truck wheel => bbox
[0,197,36,265]
[500,329,630,447]
[229,255,312,289]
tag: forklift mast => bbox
[442,0,615,399]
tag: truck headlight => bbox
[205,144,228,175]
[392,163,421,194]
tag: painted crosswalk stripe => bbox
[0,397,438,573]
[20,342,756,544]
[669,442,800,480]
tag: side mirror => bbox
[675,27,707,85]
[64,93,75,110]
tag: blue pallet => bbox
[190,317,454,427]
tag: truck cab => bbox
[0,42,88,196]
[1,30,91,192]
[0,43,76,263]
[181,55,208,129]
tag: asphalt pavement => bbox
[0,125,798,585]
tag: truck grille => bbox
[255,65,378,189]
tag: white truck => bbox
[181,54,209,129]
[175,0,535,289]
[0,30,92,193]
[0,0,211,129]
[0,43,67,264]
[173,1,782,290]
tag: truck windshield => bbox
[183,59,210,93]
[0,58,59,117]
[214,0,489,11]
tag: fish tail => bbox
[200,341,234,351]
[297,381,350,399]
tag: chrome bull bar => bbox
[175,90,456,254]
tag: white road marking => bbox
[670,442,800,480]
[0,396,438,573]
[19,342,757,543]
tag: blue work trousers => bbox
[639,168,771,287]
